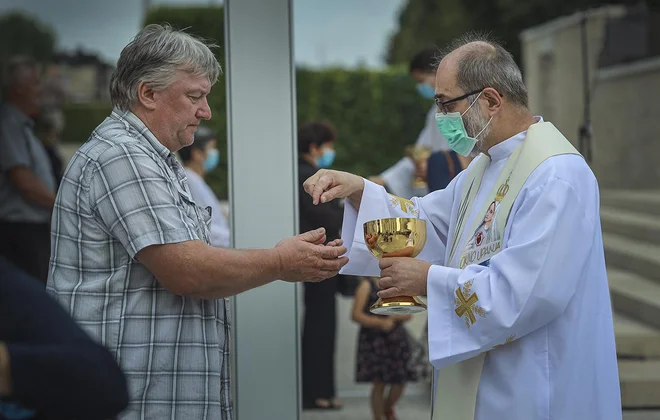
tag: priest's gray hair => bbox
[437,32,529,108]
[110,24,222,111]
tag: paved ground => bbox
[302,396,430,420]
[302,397,660,420]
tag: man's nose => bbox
[197,97,212,120]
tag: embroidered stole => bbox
[431,122,580,419]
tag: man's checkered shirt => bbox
[47,109,232,419]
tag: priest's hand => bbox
[275,228,349,282]
[377,258,431,298]
[303,169,365,206]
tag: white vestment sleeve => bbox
[340,179,455,277]
[427,176,597,369]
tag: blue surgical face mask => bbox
[316,148,336,168]
[416,82,435,99]
[435,92,492,157]
[203,148,220,173]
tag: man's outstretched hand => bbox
[275,228,349,282]
[303,169,365,206]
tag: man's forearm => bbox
[0,342,12,396]
[190,247,283,299]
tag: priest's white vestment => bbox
[340,118,621,420]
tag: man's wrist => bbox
[0,342,12,396]
[267,248,284,280]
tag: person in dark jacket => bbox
[0,257,129,419]
[298,120,345,410]
[426,150,472,193]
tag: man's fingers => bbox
[311,175,333,205]
[327,239,344,247]
[319,245,348,259]
[378,258,395,270]
[320,185,343,204]
[378,276,394,290]
[318,256,349,272]
[377,287,404,299]
[298,228,326,243]
[303,174,318,195]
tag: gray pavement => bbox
[302,396,660,420]
[302,396,430,420]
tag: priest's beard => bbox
[463,104,492,157]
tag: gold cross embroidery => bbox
[454,280,484,328]
[388,194,417,215]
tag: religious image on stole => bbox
[459,181,509,269]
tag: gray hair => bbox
[110,24,222,111]
[437,32,529,108]
[2,56,40,94]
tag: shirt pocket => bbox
[174,182,212,244]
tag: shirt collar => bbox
[110,107,172,160]
[487,116,543,162]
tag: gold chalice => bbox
[364,217,428,315]
[405,145,432,189]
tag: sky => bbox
[0,0,406,69]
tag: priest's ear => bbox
[482,87,503,115]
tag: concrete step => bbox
[604,233,660,283]
[601,190,660,217]
[619,360,660,408]
[610,269,660,331]
[601,207,660,246]
[615,313,660,359]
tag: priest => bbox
[303,33,621,420]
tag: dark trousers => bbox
[302,277,337,405]
[0,221,51,285]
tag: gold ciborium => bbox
[364,217,428,315]
[405,145,432,189]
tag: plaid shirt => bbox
[47,109,232,419]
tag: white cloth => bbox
[340,122,621,420]
[381,104,449,199]
[184,168,231,248]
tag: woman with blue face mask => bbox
[178,125,231,249]
[298,120,352,411]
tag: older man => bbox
[304,34,621,420]
[47,24,347,419]
[0,57,56,284]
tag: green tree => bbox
[385,0,641,67]
[0,12,56,64]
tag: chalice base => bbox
[369,296,427,315]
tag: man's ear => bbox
[137,82,157,111]
[483,87,502,114]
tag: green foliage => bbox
[0,11,56,64]
[296,67,429,178]
[385,0,634,67]
[61,102,112,144]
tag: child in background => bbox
[352,277,418,420]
